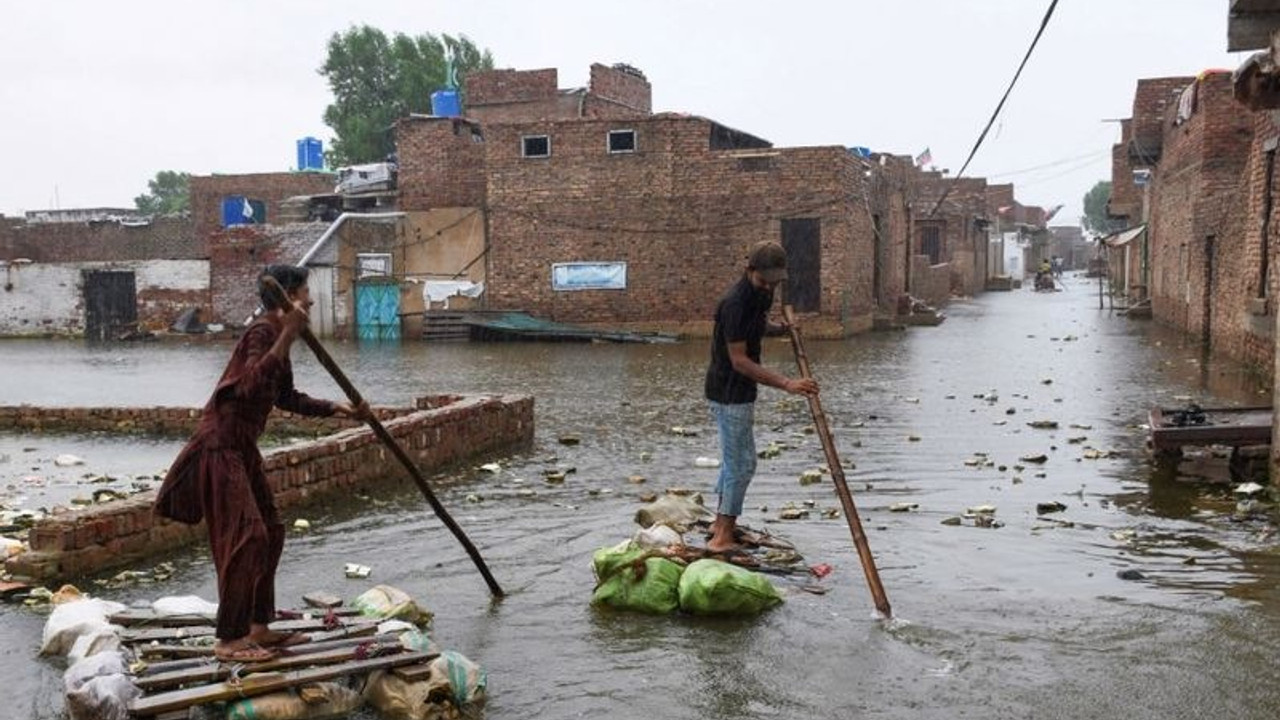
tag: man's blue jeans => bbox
[709,400,756,517]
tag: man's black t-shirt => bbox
[705,276,773,404]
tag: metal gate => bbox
[82,270,137,341]
[781,218,821,312]
[355,278,401,340]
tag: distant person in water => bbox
[704,242,819,555]
[154,265,371,663]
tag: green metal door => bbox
[355,279,401,340]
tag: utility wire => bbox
[928,0,1060,217]
[985,147,1109,179]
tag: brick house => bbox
[911,173,995,299]
[1109,68,1279,380]
[395,64,915,337]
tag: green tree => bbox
[1082,180,1112,235]
[134,171,190,215]
[319,26,494,166]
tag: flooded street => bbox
[6,275,1280,719]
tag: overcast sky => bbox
[0,1,1244,225]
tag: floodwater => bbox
[5,273,1280,719]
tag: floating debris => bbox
[694,457,721,469]
[54,454,86,467]
[1026,420,1059,430]
[627,475,647,484]
[558,435,581,446]
[1234,482,1266,497]
[820,508,841,519]
[758,442,785,460]
[798,469,824,486]
[543,471,567,484]
[974,515,1004,529]
[779,505,810,520]
[966,504,997,515]
[478,462,502,474]
[907,435,922,442]
[1036,501,1067,515]
[888,502,918,513]
[1019,454,1048,464]
[1116,569,1145,581]
[293,518,312,531]
[465,493,484,503]
[940,516,963,526]
[92,489,126,504]
[670,426,700,437]
[344,563,372,579]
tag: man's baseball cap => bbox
[748,241,788,283]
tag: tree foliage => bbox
[1082,180,1112,235]
[319,26,494,166]
[134,171,190,216]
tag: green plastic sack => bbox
[591,541,685,615]
[677,558,783,616]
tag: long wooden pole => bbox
[262,276,504,598]
[782,305,891,617]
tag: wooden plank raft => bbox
[133,622,379,660]
[128,650,435,717]
[135,641,417,692]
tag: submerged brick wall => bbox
[5,394,534,581]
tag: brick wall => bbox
[0,217,199,263]
[910,255,951,306]
[867,154,916,312]
[0,260,208,336]
[1131,76,1196,163]
[466,68,559,106]
[396,117,487,211]
[5,394,534,581]
[586,63,652,114]
[912,173,991,296]
[0,403,412,437]
[1109,120,1143,221]
[462,65,651,125]
[481,115,876,336]
[190,173,335,250]
[1147,72,1265,376]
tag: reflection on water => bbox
[4,275,1280,718]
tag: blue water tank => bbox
[849,146,872,159]
[431,89,462,118]
[297,137,324,171]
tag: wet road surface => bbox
[4,273,1280,719]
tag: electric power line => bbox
[928,0,1060,217]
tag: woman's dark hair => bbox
[258,265,309,310]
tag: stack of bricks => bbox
[4,394,534,581]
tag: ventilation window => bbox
[608,129,636,154]
[522,135,550,158]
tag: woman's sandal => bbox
[252,630,310,648]
[214,642,277,664]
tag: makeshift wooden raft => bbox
[114,603,438,719]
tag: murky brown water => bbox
[5,273,1280,719]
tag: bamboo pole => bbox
[782,305,891,617]
[261,276,504,598]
